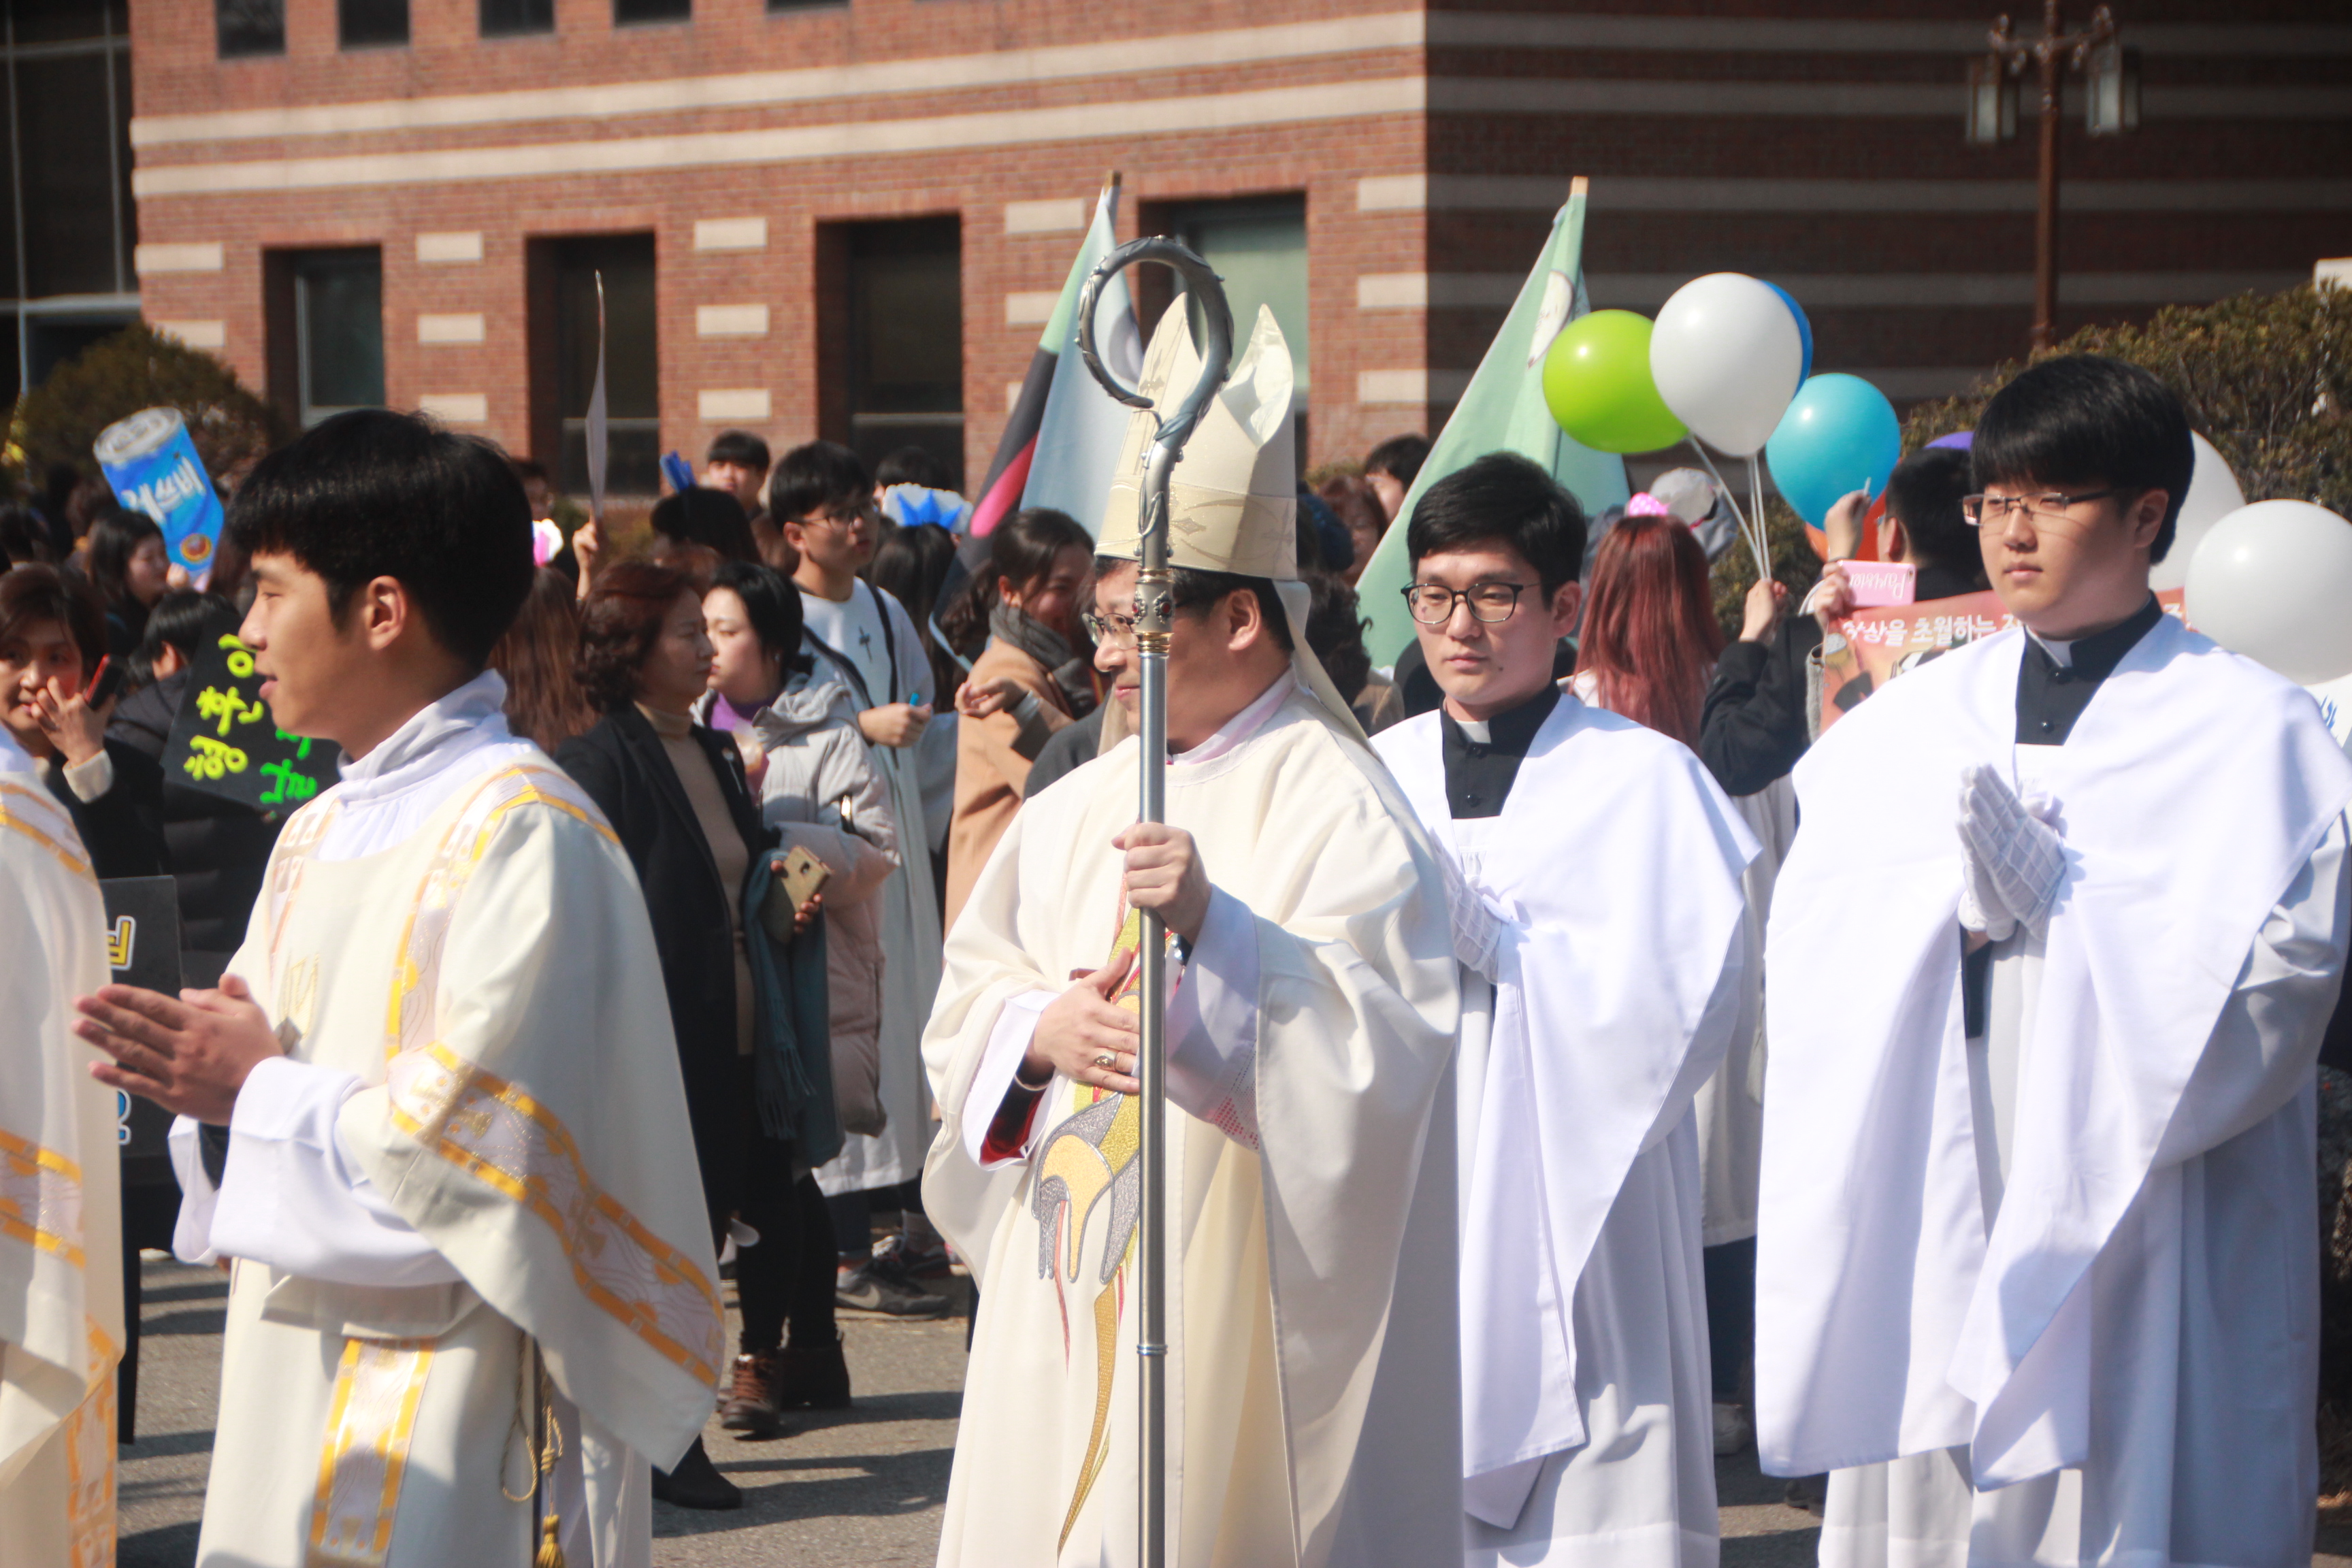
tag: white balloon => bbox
[1648,273,1804,457]
[2184,500,2352,685]
[2148,431,2247,592]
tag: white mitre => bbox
[1097,304,1364,740]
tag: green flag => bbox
[1356,182,1629,662]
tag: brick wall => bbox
[130,1,2352,491]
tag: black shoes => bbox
[652,1436,742,1510]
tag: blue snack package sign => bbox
[95,407,226,581]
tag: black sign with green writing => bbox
[159,606,336,813]
[100,875,182,1189]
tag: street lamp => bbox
[1968,3,2137,352]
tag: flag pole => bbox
[1076,238,1232,1568]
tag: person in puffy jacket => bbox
[698,561,921,1442]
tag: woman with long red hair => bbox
[1571,508,1725,747]
[1571,504,1771,1464]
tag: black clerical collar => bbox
[1439,683,1560,819]
[2014,594,2163,745]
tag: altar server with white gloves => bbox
[0,714,122,1565]
[1757,356,2352,1567]
[74,412,722,1568]
[1370,453,1758,1565]
[923,307,1462,1567]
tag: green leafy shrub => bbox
[10,324,287,487]
[1904,284,2352,516]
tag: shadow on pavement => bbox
[657,1446,955,1534]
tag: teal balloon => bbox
[1765,374,1902,528]
[1541,310,1689,455]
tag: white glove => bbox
[1440,855,1507,983]
[1955,764,2065,941]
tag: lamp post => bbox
[1968,2,2139,353]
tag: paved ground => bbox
[114,1252,2351,1565]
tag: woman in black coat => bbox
[553,560,770,1511]
[1,563,164,879]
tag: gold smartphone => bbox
[760,847,832,944]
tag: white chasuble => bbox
[184,753,722,1568]
[1760,618,2352,1568]
[1373,695,1757,1567]
[923,687,1462,1568]
[0,746,123,1568]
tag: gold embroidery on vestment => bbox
[1032,904,1158,1550]
[0,1126,84,1269]
[306,1337,435,1567]
[61,1318,117,1568]
[389,1041,727,1386]
[0,780,93,879]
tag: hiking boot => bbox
[719,1350,788,1438]
[774,1333,853,1410]
[836,1260,951,1318]
[651,1437,742,1510]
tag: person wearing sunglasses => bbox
[1759,357,2352,1567]
[1369,452,1760,1565]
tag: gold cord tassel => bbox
[535,1513,566,1568]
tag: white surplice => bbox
[1759,618,2352,1567]
[169,674,721,1568]
[1375,693,1757,1566]
[0,729,122,1568]
[923,678,1463,1567]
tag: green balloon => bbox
[1541,310,1689,454]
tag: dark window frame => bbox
[613,0,692,26]
[480,0,556,37]
[338,0,411,50]
[215,0,286,57]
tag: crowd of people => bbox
[3,331,2349,1568]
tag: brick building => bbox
[122,1,2351,495]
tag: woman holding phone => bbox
[0,564,163,877]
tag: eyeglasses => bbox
[1081,610,1139,646]
[1402,582,1530,626]
[794,504,876,534]
[1961,489,2122,529]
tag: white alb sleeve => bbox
[167,1115,222,1265]
[1165,887,1262,1148]
[203,1056,463,1286]
[962,989,1059,1169]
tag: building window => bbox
[216,0,285,56]
[529,235,660,497]
[269,249,386,429]
[615,0,691,24]
[481,0,555,35]
[832,217,964,490]
[0,6,138,402]
[1152,195,1310,452]
[340,0,410,48]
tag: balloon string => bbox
[1690,443,1772,585]
[1748,457,1772,585]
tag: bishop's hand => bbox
[1955,764,2065,942]
[1028,948,1141,1096]
[1115,821,1211,943]
[74,973,283,1124]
